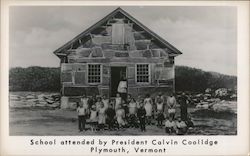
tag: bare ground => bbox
[9,107,237,136]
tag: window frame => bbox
[135,63,151,84]
[87,63,102,85]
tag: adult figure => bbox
[179,92,189,121]
[117,74,127,102]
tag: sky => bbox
[9,6,237,76]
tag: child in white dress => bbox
[115,93,122,110]
[128,98,137,127]
[144,94,153,125]
[116,105,125,129]
[89,105,98,131]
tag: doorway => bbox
[110,66,127,97]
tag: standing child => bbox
[88,95,97,109]
[76,102,87,132]
[115,93,122,110]
[95,97,103,111]
[156,98,165,127]
[128,98,137,128]
[81,94,89,116]
[116,105,125,129]
[122,99,129,120]
[89,105,98,132]
[144,94,153,125]
[167,93,177,120]
[106,103,116,130]
[102,95,109,110]
[137,100,146,132]
[98,103,106,130]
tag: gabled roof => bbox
[53,7,182,56]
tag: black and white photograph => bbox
[8,5,238,136]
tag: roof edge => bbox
[53,7,182,56]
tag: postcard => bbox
[1,0,249,155]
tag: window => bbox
[88,64,101,83]
[112,24,125,44]
[136,64,150,83]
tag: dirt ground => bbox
[9,107,237,136]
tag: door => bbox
[110,67,127,97]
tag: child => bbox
[164,117,176,134]
[81,94,89,116]
[144,94,153,125]
[76,102,87,132]
[167,93,177,120]
[105,103,116,130]
[155,92,165,103]
[128,98,137,128]
[95,97,103,111]
[98,103,106,130]
[88,95,97,109]
[185,115,194,128]
[175,117,187,135]
[89,105,98,132]
[116,105,125,129]
[115,93,122,110]
[156,98,165,127]
[102,95,109,110]
[127,94,132,103]
[137,100,146,132]
[122,99,129,119]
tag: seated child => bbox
[164,117,176,134]
[185,115,194,129]
[106,103,116,130]
[137,100,146,132]
[89,105,98,132]
[116,105,125,129]
[176,117,188,135]
[128,98,138,128]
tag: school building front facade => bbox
[53,7,182,104]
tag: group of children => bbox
[76,92,193,134]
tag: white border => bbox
[1,1,249,156]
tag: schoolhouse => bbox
[53,7,182,103]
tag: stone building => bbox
[53,7,182,103]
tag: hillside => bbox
[175,66,237,92]
[9,66,60,92]
[9,66,237,92]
